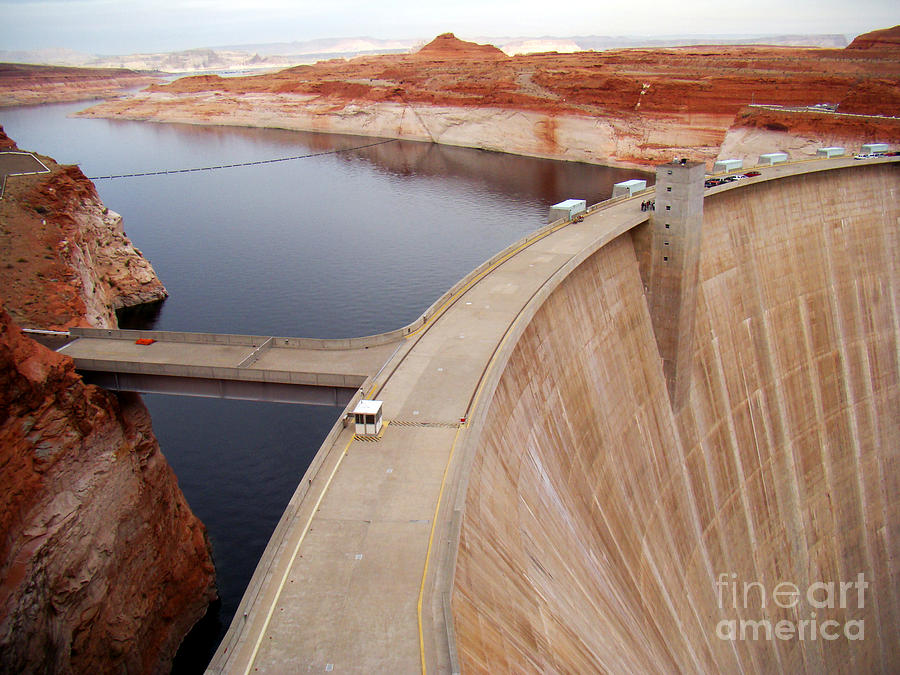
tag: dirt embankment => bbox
[0,63,161,107]
[0,126,167,329]
[76,28,900,168]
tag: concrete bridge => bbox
[49,154,899,673]
[58,327,402,407]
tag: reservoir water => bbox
[0,102,651,670]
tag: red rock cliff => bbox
[1,130,215,672]
[0,127,167,329]
[78,27,900,168]
[0,307,217,672]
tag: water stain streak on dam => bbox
[453,162,899,672]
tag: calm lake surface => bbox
[0,101,651,670]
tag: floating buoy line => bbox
[87,138,397,180]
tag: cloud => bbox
[1,0,897,53]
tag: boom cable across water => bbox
[86,138,397,180]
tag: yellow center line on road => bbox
[243,436,355,675]
[417,424,464,675]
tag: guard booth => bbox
[611,179,647,198]
[548,199,586,223]
[353,399,383,436]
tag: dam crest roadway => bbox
[55,155,900,673]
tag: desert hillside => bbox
[76,28,900,167]
[0,63,160,106]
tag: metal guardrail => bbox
[0,151,51,200]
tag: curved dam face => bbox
[452,163,899,672]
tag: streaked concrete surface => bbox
[454,159,899,672]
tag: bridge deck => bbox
[59,331,401,404]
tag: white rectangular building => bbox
[548,198,586,223]
[611,179,647,198]
[758,152,788,166]
[353,399,383,437]
[861,143,889,154]
[712,159,743,173]
[816,147,845,158]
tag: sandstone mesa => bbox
[0,63,161,108]
[74,28,900,169]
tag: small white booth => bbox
[712,159,743,173]
[353,399,383,437]
[548,199,586,223]
[816,146,845,158]
[758,152,788,166]
[611,179,647,198]
[861,143,889,155]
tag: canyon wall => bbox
[76,29,900,170]
[77,93,726,169]
[452,163,899,672]
[0,310,217,673]
[1,129,215,672]
[717,107,900,166]
[0,126,167,329]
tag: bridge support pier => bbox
[639,160,706,410]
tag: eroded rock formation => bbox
[0,127,167,329]
[717,105,900,166]
[0,64,160,107]
[0,130,215,672]
[76,29,900,168]
[0,309,216,673]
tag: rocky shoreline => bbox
[0,127,167,330]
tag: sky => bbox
[1,0,898,54]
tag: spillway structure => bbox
[207,157,898,674]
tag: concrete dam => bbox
[452,161,899,673]
[129,156,898,673]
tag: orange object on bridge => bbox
[135,338,156,346]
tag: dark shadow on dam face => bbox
[452,163,899,672]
